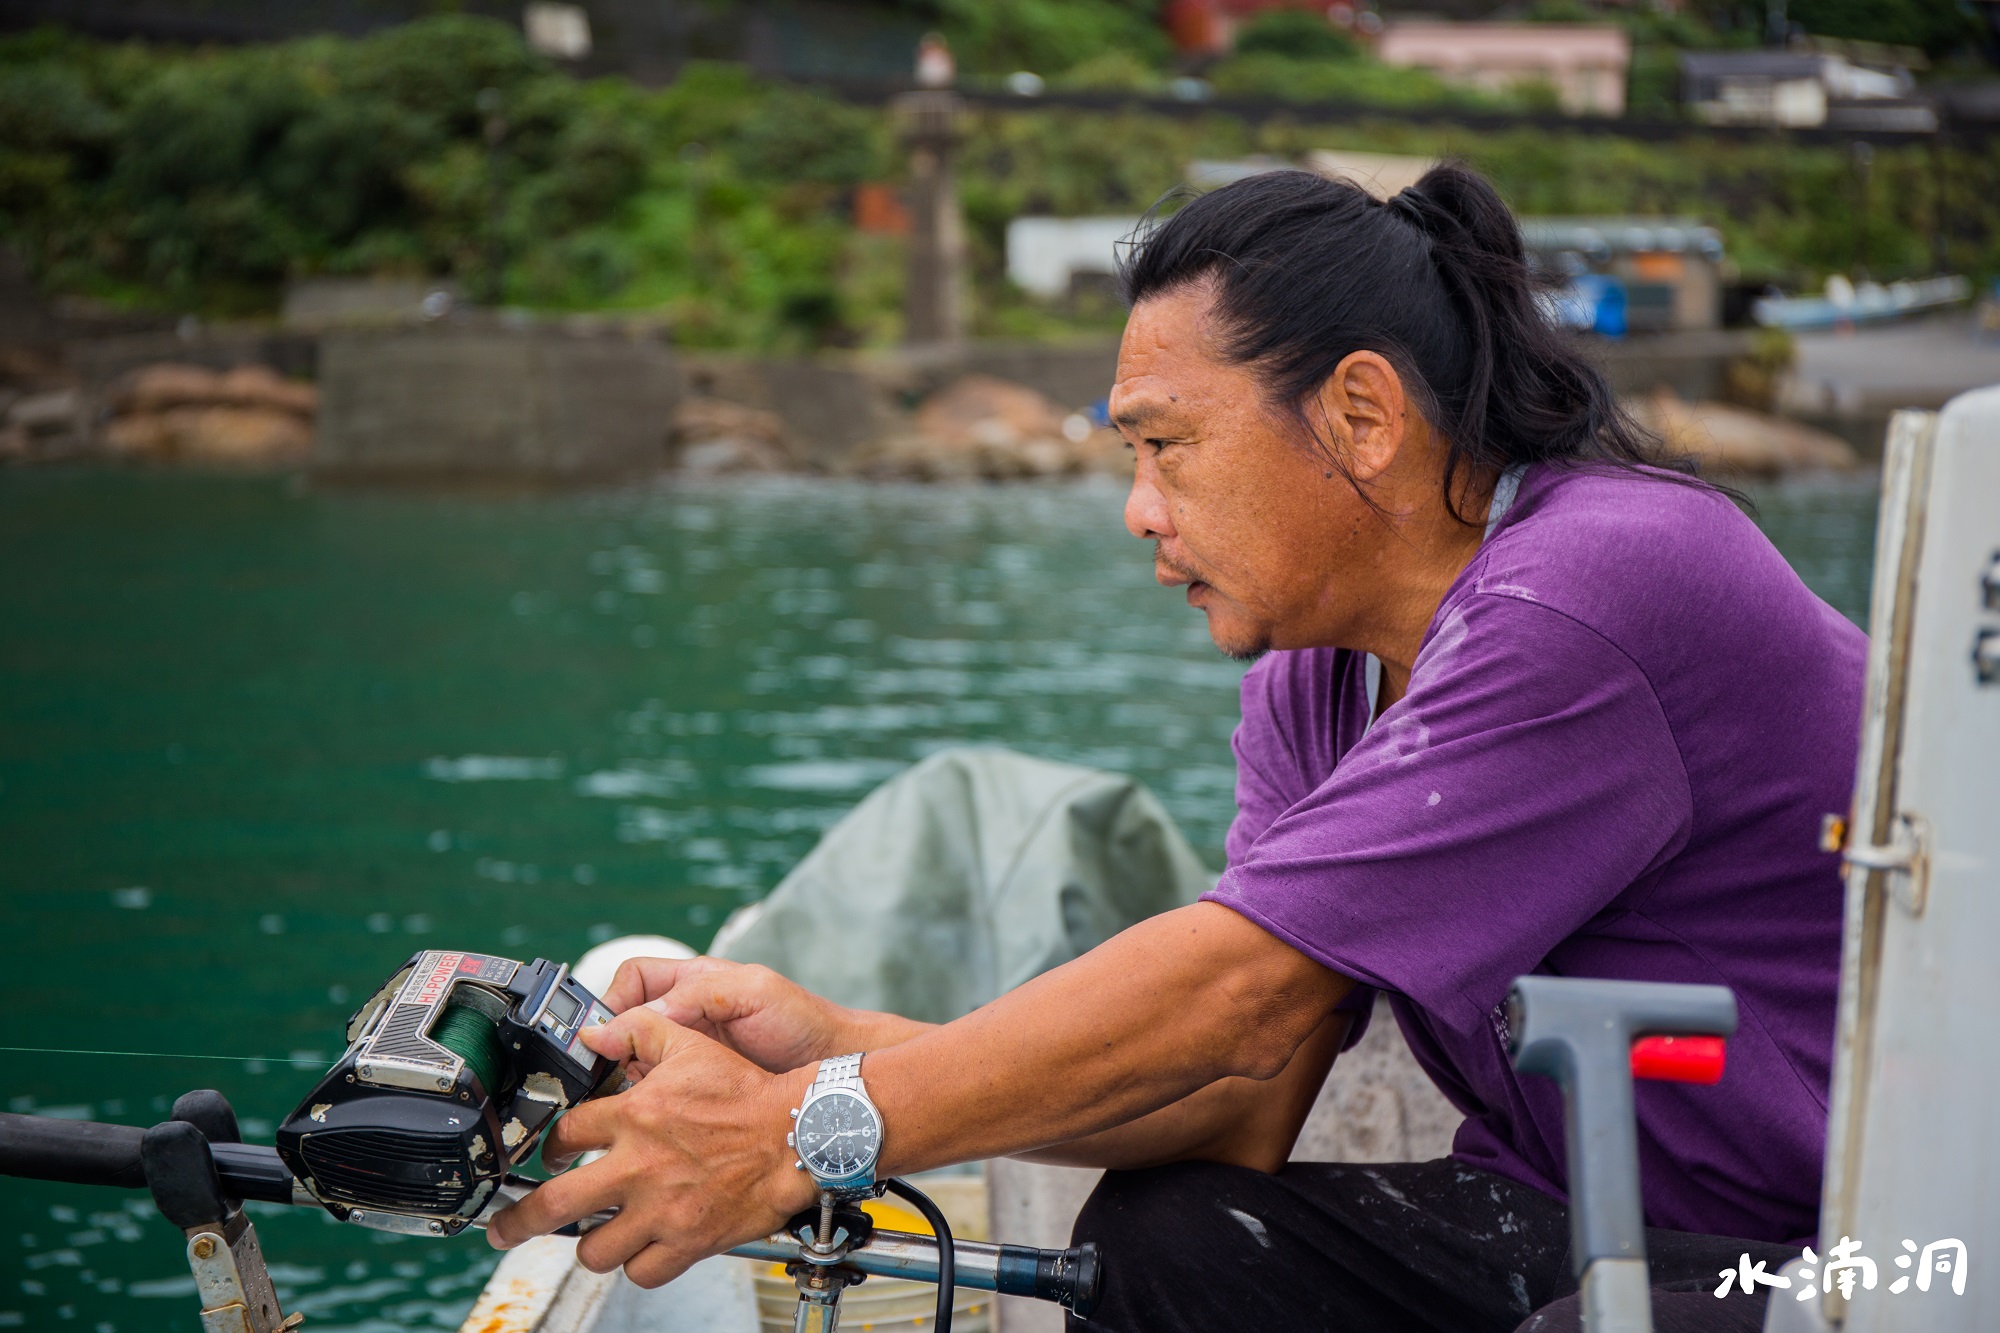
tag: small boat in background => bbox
[1754,274,1971,330]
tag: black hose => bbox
[884,1177,953,1333]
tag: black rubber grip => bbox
[0,1113,147,1189]
[211,1143,296,1204]
[0,1114,295,1203]
[993,1241,1101,1316]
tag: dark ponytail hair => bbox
[1118,163,1705,522]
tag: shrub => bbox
[1234,10,1361,62]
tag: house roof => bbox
[1678,51,1823,80]
[1377,22,1631,69]
[1519,218,1725,259]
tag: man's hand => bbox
[484,1005,818,1288]
[601,955,929,1076]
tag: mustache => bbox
[1153,543,1207,584]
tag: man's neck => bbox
[1341,469,1503,704]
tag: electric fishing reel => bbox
[0,946,1104,1333]
[274,950,620,1236]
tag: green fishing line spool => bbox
[430,1003,508,1096]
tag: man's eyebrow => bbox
[1112,401,1175,431]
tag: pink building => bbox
[1376,23,1632,116]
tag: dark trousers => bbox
[1068,1158,1798,1333]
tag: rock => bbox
[116,363,224,414]
[669,395,797,474]
[1627,392,1859,477]
[914,373,1066,451]
[105,405,312,465]
[116,362,318,417]
[216,364,319,416]
[857,374,1128,481]
[101,361,316,466]
[5,388,79,434]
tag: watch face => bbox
[795,1091,880,1179]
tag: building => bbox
[1005,217,1139,301]
[1375,22,1631,117]
[1009,152,1432,302]
[1521,218,1727,334]
[1680,44,1935,131]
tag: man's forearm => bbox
[831,1007,934,1059]
[788,901,1350,1178]
[1016,1008,1351,1173]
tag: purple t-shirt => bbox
[1205,463,1862,1245]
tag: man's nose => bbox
[1125,461,1174,541]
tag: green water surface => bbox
[0,467,1877,1332]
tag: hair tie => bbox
[1386,188,1434,234]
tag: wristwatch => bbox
[788,1053,884,1199]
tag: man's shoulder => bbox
[1468,466,1829,649]
[1491,465,1761,582]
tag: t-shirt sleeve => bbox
[1223,654,1318,869]
[1205,593,1693,1039]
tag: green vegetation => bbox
[1234,10,1363,63]
[0,20,894,347]
[1,19,1992,349]
[934,0,1170,75]
[1783,0,1982,59]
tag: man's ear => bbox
[1312,353,1407,481]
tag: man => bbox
[490,165,1859,1332]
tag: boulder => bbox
[103,361,317,466]
[116,362,318,417]
[1626,392,1859,478]
[0,388,84,462]
[669,395,797,474]
[857,374,1128,481]
[215,364,319,416]
[104,405,312,464]
[914,373,1066,451]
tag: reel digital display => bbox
[274,950,619,1235]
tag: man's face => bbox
[1112,284,1377,660]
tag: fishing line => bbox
[0,1045,299,1063]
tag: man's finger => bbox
[621,1239,699,1291]
[485,1161,624,1250]
[542,1097,620,1166]
[575,1213,673,1278]
[648,963,764,1031]
[580,1003,703,1068]
[602,956,705,1014]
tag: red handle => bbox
[1630,1035,1726,1084]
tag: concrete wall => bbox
[1590,328,1762,402]
[316,326,682,481]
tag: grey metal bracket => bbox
[185,1214,299,1333]
[1843,810,1931,916]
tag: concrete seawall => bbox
[311,325,1125,479]
[315,326,684,482]
[294,322,1785,482]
